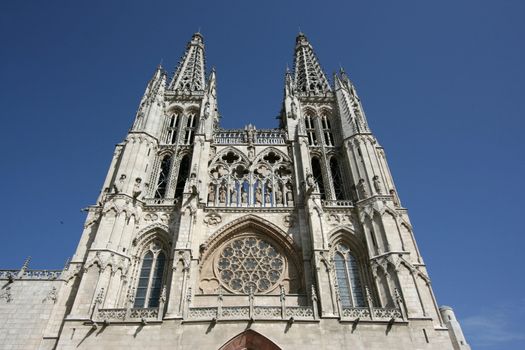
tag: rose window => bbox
[217,237,285,294]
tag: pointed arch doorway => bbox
[218,330,282,350]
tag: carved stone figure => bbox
[203,101,210,119]
[230,185,237,204]
[276,186,283,205]
[245,124,256,144]
[113,174,126,193]
[305,173,317,195]
[255,186,262,205]
[132,178,142,198]
[390,189,400,207]
[357,178,368,199]
[219,185,226,203]
[186,172,199,195]
[241,186,248,204]
[373,175,382,194]
[208,184,215,204]
[286,182,293,203]
[291,101,298,119]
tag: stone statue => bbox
[187,173,199,195]
[286,182,293,203]
[219,185,226,203]
[305,173,317,195]
[203,101,210,119]
[373,175,382,194]
[291,101,297,119]
[357,179,368,199]
[264,189,271,205]
[255,186,262,205]
[241,185,248,204]
[390,189,400,207]
[230,185,237,204]
[113,174,126,193]
[208,184,215,204]
[276,186,283,205]
[132,178,142,198]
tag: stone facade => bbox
[0,33,471,350]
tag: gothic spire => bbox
[169,33,206,92]
[293,33,331,96]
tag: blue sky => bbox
[1,1,524,348]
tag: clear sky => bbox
[1,1,524,348]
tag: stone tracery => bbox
[207,148,294,207]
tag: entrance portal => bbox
[218,330,282,350]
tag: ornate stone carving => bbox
[43,286,58,304]
[283,214,295,228]
[203,210,222,226]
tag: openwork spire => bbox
[293,33,331,96]
[169,33,206,92]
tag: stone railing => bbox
[187,305,315,322]
[143,197,177,206]
[96,307,160,322]
[321,199,354,207]
[213,128,287,145]
[255,130,287,144]
[0,269,63,280]
[186,293,317,322]
[340,307,402,322]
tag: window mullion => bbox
[144,254,157,308]
[344,255,355,307]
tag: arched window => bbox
[305,114,317,146]
[165,111,181,144]
[321,113,334,146]
[134,248,166,308]
[174,155,190,198]
[154,155,172,198]
[183,111,197,144]
[311,157,325,199]
[330,157,345,200]
[334,243,365,307]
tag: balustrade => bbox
[213,129,286,145]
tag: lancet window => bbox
[154,155,172,198]
[134,242,166,308]
[311,157,326,199]
[165,110,181,144]
[305,114,317,146]
[330,157,345,200]
[321,112,334,146]
[183,110,197,144]
[207,149,294,207]
[334,243,365,307]
[174,155,190,198]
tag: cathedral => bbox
[0,33,471,350]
